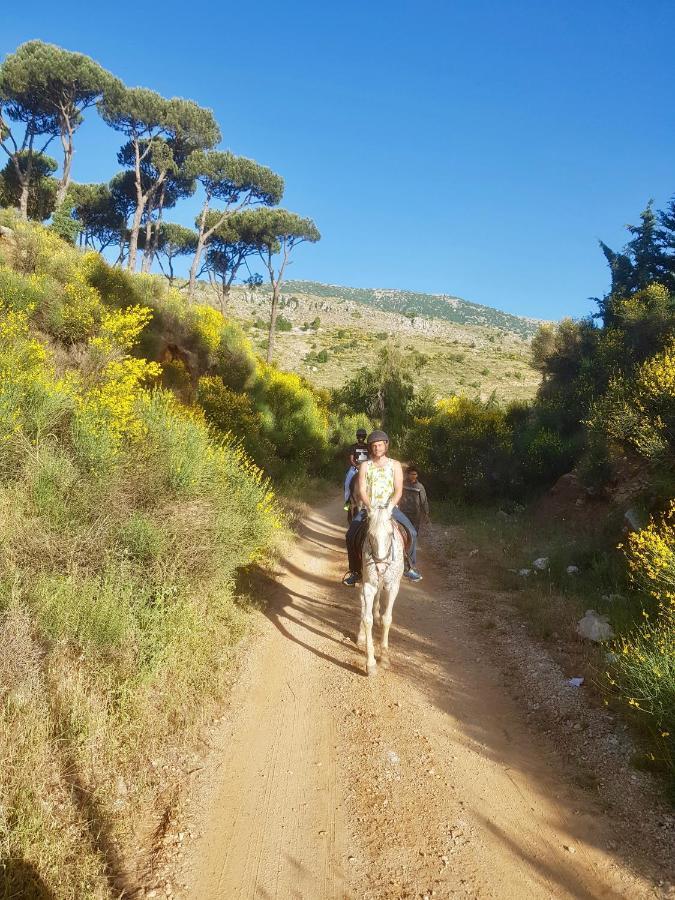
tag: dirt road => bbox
[184,499,670,899]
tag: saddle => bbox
[354,515,412,572]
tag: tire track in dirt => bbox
[183,499,670,899]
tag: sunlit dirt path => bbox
[184,498,667,899]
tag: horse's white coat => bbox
[356,506,405,675]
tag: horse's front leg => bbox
[379,582,400,670]
[361,581,378,675]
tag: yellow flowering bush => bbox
[611,508,675,771]
[401,395,514,499]
[624,504,675,629]
[252,362,329,467]
[74,306,161,460]
[0,304,73,461]
[190,303,224,353]
[588,333,675,463]
[197,376,276,471]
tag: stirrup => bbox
[342,571,360,586]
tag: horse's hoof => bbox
[380,652,390,670]
[366,662,377,676]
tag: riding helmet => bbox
[367,429,389,444]
[356,428,367,438]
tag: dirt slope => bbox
[181,499,671,899]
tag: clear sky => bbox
[2,1,673,320]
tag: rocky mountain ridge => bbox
[281,280,543,338]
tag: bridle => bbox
[366,509,397,570]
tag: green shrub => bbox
[401,396,513,500]
[276,315,292,332]
[197,376,277,472]
[116,512,166,564]
[252,364,328,471]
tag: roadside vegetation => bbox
[0,30,330,891]
[403,202,675,786]
[0,217,298,895]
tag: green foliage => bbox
[276,315,292,332]
[336,345,416,441]
[197,376,276,472]
[401,396,513,500]
[187,150,284,208]
[68,180,126,251]
[0,225,285,891]
[251,364,328,471]
[49,199,80,243]
[155,221,197,282]
[0,152,58,220]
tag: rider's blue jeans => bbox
[346,507,417,573]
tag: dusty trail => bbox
[185,498,668,899]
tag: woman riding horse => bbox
[343,430,422,585]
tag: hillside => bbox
[198,280,542,403]
[282,280,542,338]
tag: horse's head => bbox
[367,505,395,564]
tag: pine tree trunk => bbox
[18,179,29,219]
[188,236,205,301]
[127,202,144,271]
[266,284,280,364]
[141,218,154,273]
[55,125,74,207]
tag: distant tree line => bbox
[0,40,320,361]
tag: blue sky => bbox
[2,1,673,320]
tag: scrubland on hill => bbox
[197,281,542,403]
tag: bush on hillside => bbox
[252,364,329,474]
[0,233,284,892]
[197,376,277,471]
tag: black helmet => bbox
[356,428,367,438]
[367,429,389,444]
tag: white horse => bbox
[356,505,405,675]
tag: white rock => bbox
[566,565,580,575]
[533,557,550,571]
[624,507,642,531]
[577,609,614,642]
[518,568,531,577]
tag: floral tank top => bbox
[365,460,395,508]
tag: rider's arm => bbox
[390,460,403,508]
[357,461,370,509]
